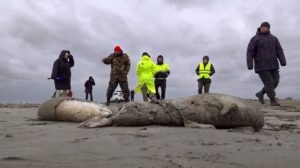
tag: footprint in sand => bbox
[69,137,89,143]
[2,156,26,161]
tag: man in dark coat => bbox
[247,21,286,106]
[102,45,131,106]
[51,50,74,97]
[195,56,215,94]
[84,76,95,101]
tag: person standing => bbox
[247,21,286,106]
[51,50,74,98]
[84,76,95,101]
[154,55,170,100]
[102,45,131,106]
[130,90,135,102]
[195,55,215,94]
[135,52,156,102]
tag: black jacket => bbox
[195,63,215,77]
[51,50,74,90]
[247,28,286,73]
[84,77,95,93]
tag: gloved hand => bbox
[164,72,169,77]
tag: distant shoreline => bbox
[0,103,40,108]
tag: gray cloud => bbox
[0,0,299,103]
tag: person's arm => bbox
[124,54,131,75]
[165,64,170,76]
[210,64,215,76]
[136,61,141,77]
[247,37,257,70]
[195,65,200,76]
[152,62,156,77]
[275,37,286,66]
[84,81,88,87]
[68,55,74,67]
[51,61,59,79]
[102,54,113,65]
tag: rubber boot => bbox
[256,91,265,104]
[149,94,157,104]
[106,98,110,106]
[270,97,280,106]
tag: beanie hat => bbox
[114,45,122,52]
[203,55,209,61]
[260,22,270,29]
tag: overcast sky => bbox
[0,0,299,103]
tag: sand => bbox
[1,100,300,168]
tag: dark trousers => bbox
[258,70,280,99]
[155,79,166,100]
[85,92,93,101]
[198,78,211,94]
[106,80,129,100]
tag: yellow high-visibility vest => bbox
[154,63,170,74]
[199,63,211,79]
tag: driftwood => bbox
[37,94,264,131]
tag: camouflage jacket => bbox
[103,53,131,82]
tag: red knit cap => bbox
[114,45,122,52]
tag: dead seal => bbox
[37,97,112,122]
[37,94,264,131]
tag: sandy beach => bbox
[1,100,300,168]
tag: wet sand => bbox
[1,100,300,168]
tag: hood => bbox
[59,50,70,60]
[142,55,151,61]
[157,55,164,65]
[89,76,94,81]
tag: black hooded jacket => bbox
[51,50,74,90]
[247,28,286,73]
[84,76,95,93]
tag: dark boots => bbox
[270,97,280,106]
[256,91,265,104]
[106,98,129,106]
[256,91,280,106]
[106,98,110,106]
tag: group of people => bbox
[101,48,172,106]
[50,21,286,107]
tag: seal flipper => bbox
[183,118,216,129]
[220,103,239,115]
[78,116,112,128]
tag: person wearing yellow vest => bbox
[154,55,170,100]
[195,55,215,94]
[135,52,156,102]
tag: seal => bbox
[38,94,264,131]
